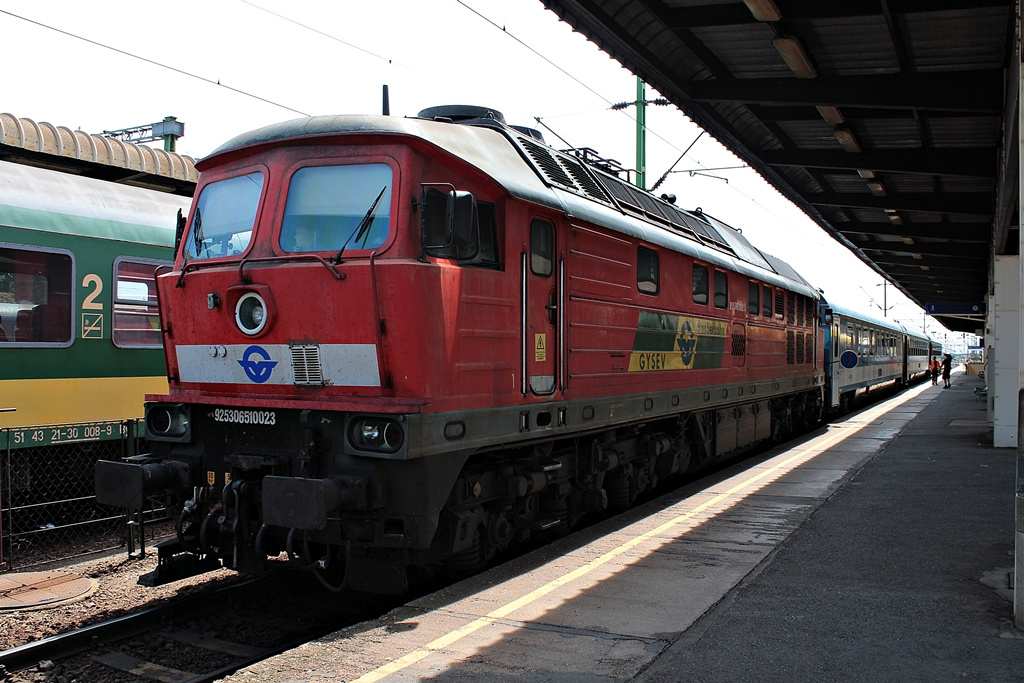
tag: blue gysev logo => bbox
[238,345,278,383]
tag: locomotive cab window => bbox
[281,164,392,254]
[637,247,658,294]
[184,171,264,260]
[0,245,73,346]
[692,264,708,305]
[713,271,728,309]
[113,257,169,348]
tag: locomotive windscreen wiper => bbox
[333,186,388,264]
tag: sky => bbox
[0,0,967,344]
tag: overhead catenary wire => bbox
[3,0,785,229]
[240,0,396,65]
[0,8,309,117]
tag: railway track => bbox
[0,570,385,682]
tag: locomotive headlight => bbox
[350,416,404,453]
[146,403,191,442]
[235,292,268,336]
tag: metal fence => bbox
[0,420,172,571]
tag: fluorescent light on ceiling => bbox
[743,0,782,21]
[817,106,844,124]
[867,181,887,197]
[773,36,818,78]
[833,126,862,153]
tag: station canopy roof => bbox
[540,0,1016,333]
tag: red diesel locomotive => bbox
[96,105,826,594]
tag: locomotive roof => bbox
[0,159,187,246]
[208,114,819,300]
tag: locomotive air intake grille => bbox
[291,344,324,385]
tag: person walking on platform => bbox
[930,356,940,386]
[941,353,952,388]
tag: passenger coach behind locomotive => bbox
[819,300,936,414]
[97,105,829,594]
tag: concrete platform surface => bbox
[229,371,1022,682]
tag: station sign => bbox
[924,302,984,315]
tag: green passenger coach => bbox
[0,158,190,443]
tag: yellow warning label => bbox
[225,472,232,484]
[207,471,215,486]
[535,333,547,362]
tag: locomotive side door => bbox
[522,218,560,396]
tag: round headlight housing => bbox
[235,292,268,336]
[350,416,405,453]
[146,403,191,441]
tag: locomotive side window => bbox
[692,264,708,305]
[184,171,264,260]
[713,271,727,309]
[530,220,553,277]
[280,164,392,254]
[0,245,72,346]
[748,281,759,315]
[762,285,772,317]
[113,258,169,348]
[775,290,785,319]
[637,247,658,294]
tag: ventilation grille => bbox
[516,136,613,205]
[290,344,324,385]
[593,170,732,251]
[513,133,734,256]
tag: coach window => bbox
[692,264,708,305]
[762,285,772,317]
[748,281,759,315]
[637,247,658,294]
[0,245,73,346]
[113,257,169,348]
[530,220,553,276]
[713,271,728,309]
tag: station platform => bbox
[229,369,1023,682]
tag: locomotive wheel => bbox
[449,529,485,575]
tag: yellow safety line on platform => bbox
[351,383,932,683]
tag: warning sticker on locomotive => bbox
[535,334,547,362]
[628,311,728,372]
